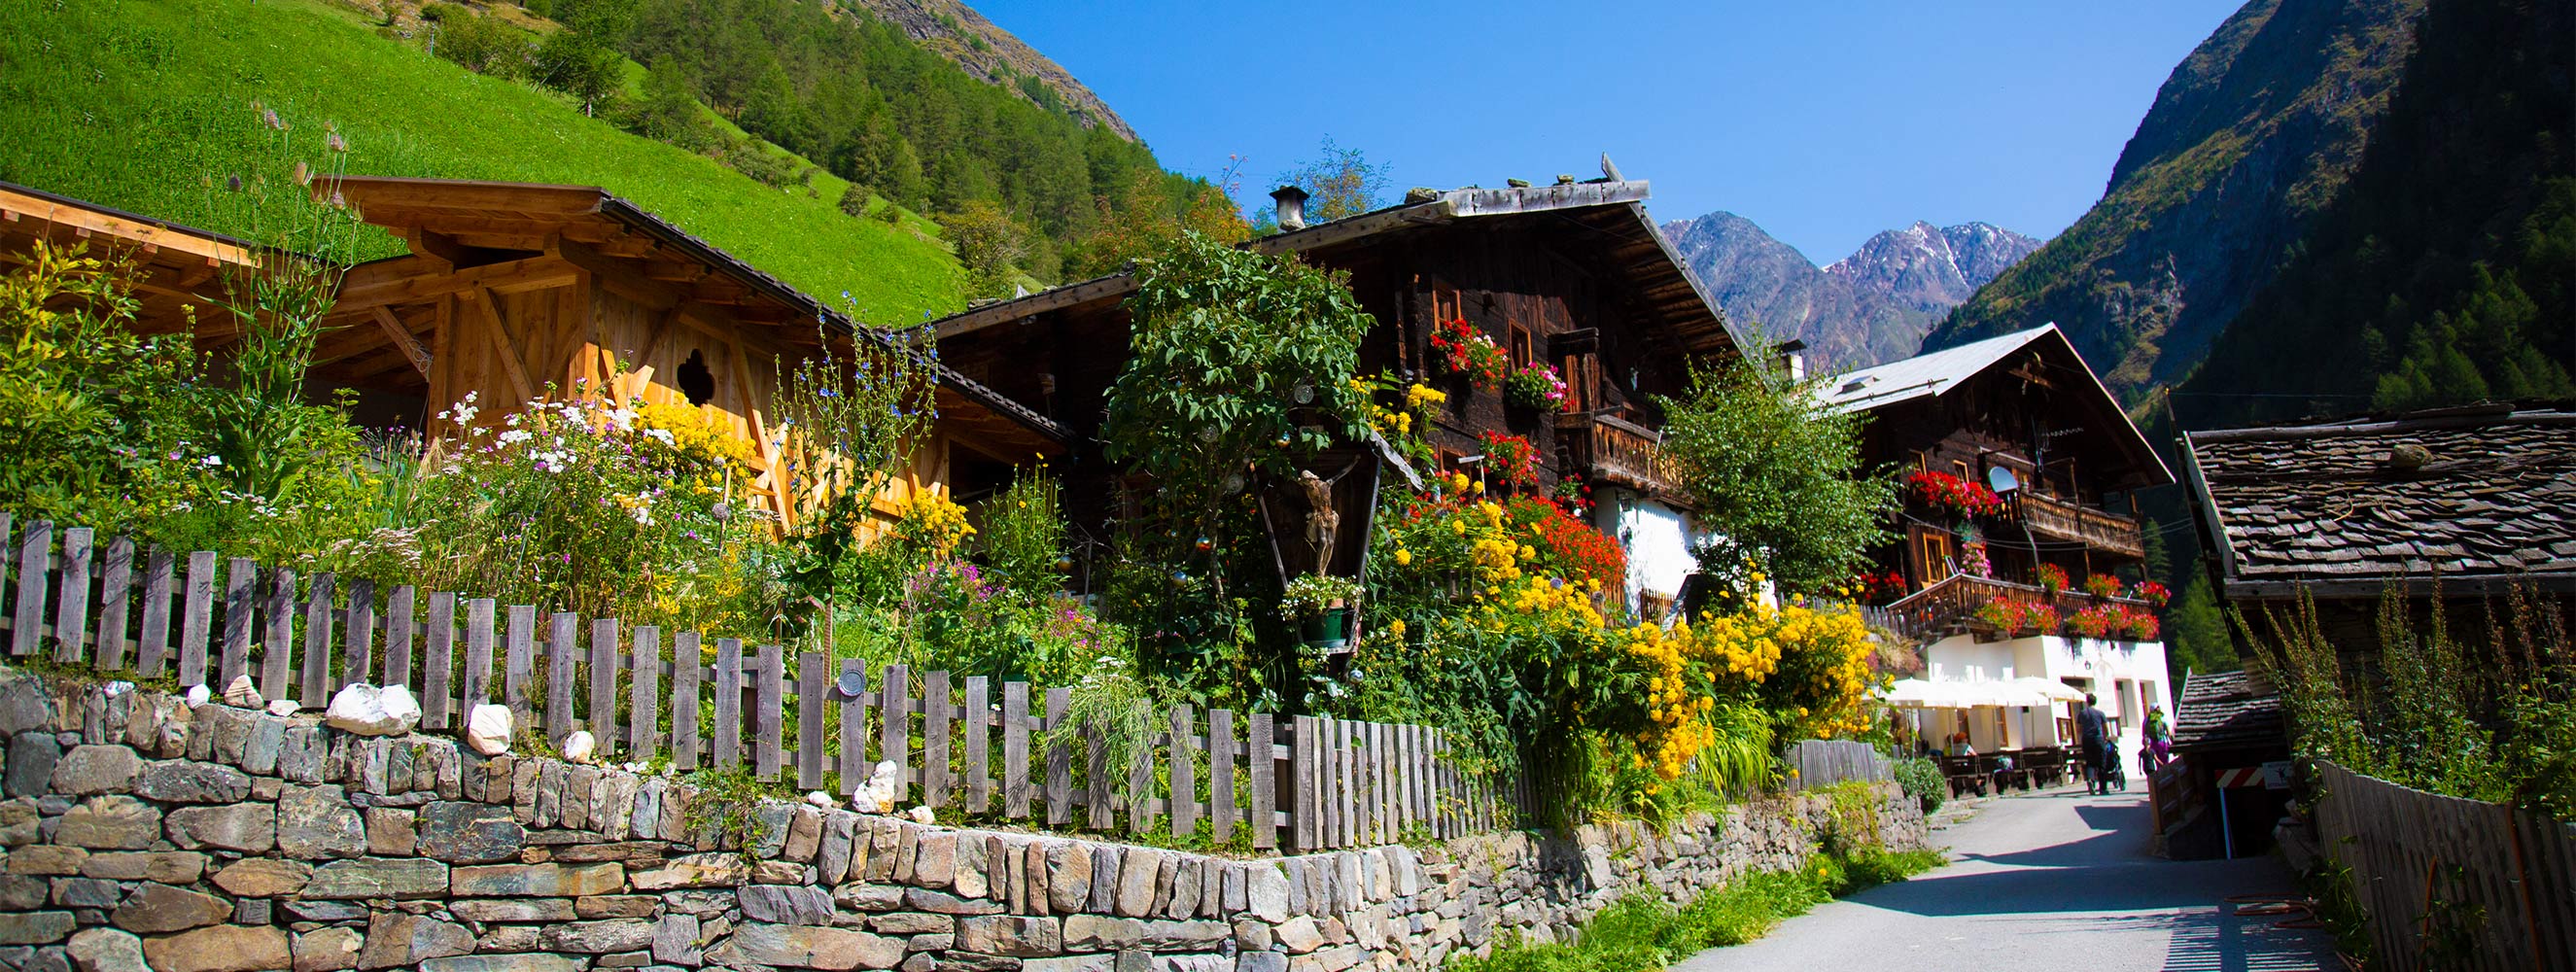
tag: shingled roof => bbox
[2170,669,2285,753]
[2181,403,2576,600]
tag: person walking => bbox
[2077,693,2110,795]
[2143,705,2173,774]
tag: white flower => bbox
[498,429,533,446]
[644,428,677,446]
[199,455,223,467]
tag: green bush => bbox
[1893,756,1946,816]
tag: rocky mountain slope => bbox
[850,0,1138,142]
[1664,213,2041,368]
[1924,0,2429,403]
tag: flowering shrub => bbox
[1972,596,2027,631]
[1847,571,1908,604]
[2081,573,2123,600]
[1551,475,1593,516]
[1503,361,1570,411]
[1904,469,2003,518]
[1479,431,1541,490]
[1620,598,1878,779]
[2133,579,2172,608]
[1429,317,1508,385]
[1960,542,1992,579]
[2025,603,2061,634]
[2035,563,2070,595]
[2118,605,2161,641]
[2069,605,2117,639]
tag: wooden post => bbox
[1002,681,1030,818]
[177,551,216,686]
[423,594,457,726]
[504,606,536,724]
[713,638,743,772]
[671,631,702,770]
[590,618,620,753]
[922,671,950,810]
[754,643,783,781]
[137,548,174,679]
[52,527,91,665]
[299,572,335,702]
[1127,712,1154,836]
[798,649,825,790]
[1291,715,1318,851]
[341,578,375,689]
[963,676,990,815]
[96,537,134,672]
[1248,712,1275,851]
[1084,715,1111,830]
[628,626,660,758]
[546,611,578,746]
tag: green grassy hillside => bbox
[0,0,965,325]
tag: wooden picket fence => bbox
[1784,739,1892,790]
[0,514,1508,853]
[2314,760,2576,971]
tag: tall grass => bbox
[0,0,962,324]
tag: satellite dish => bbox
[1987,467,2020,494]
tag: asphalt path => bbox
[1671,785,2337,972]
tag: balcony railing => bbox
[1867,573,2150,645]
[1557,412,1681,495]
[2009,491,2144,559]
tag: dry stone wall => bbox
[0,668,1926,972]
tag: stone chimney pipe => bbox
[1271,185,1309,231]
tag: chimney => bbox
[1776,338,1808,382]
[1271,185,1309,231]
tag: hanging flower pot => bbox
[1302,605,1357,651]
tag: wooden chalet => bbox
[2180,402,2576,648]
[0,180,263,339]
[1820,324,2175,638]
[929,171,1744,606]
[296,177,1072,526]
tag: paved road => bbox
[1672,785,2337,972]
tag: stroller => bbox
[2096,739,2127,792]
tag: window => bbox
[1509,326,1532,369]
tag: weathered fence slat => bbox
[754,643,783,781]
[963,676,990,815]
[713,638,742,772]
[464,599,498,708]
[52,527,91,664]
[220,557,255,684]
[879,665,909,801]
[628,626,660,758]
[1002,680,1029,818]
[670,631,702,769]
[837,659,868,796]
[262,568,296,704]
[422,593,457,727]
[503,606,536,720]
[95,537,133,672]
[136,549,173,678]
[1084,716,1111,829]
[798,649,825,790]
[342,578,375,690]
[12,521,49,657]
[545,611,577,746]
[1248,712,1275,850]
[1168,704,1196,841]
[383,586,416,691]
[1044,687,1071,826]
[299,573,333,704]
[1127,712,1154,835]
[922,671,950,809]
[176,551,215,686]
[1209,708,1236,841]
[589,619,619,752]
[1290,715,1316,851]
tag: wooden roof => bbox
[0,181,265,340]
[2170,669,2284,753]
[319,177,1069,454]
[1822,324,2176,491]
[2182,403,2576,600]
[929,179,1745,361]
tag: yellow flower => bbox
[1393,548,1412,566]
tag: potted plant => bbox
[2024,603,2061,636]
[1503,361,1570,411]
[1478,431,1541,490]
[2081,573,2123,600]
[2132,579,2171,608]
[1971,595,2026,632]
[2069,605,2117,639]
[1280,573,1365,650]
[2119,605,2161,641]
[1903,469,2005,519]
[1428,317,1508,387]
[2035,564,2070,597]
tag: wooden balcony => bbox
[1865,573,2150,645]
[2010,491,2144,559]
[1557,412,1681,495]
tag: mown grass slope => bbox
[0,0,964,325]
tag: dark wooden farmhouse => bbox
[1820,324,2175,634]
[929,173,1744,610]
[2180,402,2576,650]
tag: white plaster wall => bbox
[1917,634,2174,763]
[1594,488,1696,617]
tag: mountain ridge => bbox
[1664,213,2041,369]
[849,0,1138,143]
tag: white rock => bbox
[223,674,263,709]
[466,704,512,756]
[905,805,934,825]
[805,791,833,808]
[562,730,596,764]
[185,684,211,709]
[265,699,299,717]
[850,759,903,814]
[325,682,421,737]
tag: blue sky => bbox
[972,1,2245,263]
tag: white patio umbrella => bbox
[2013,677,2086,703]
